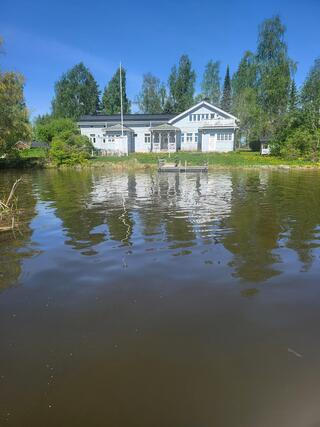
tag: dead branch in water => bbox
[0,178,21,232]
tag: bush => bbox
[278,128,320,161]
[33,116,93,165]
[33,117,76,143]
[249,140,261,152]
[50,134,92,166]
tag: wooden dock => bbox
[158,159,208,173]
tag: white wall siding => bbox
[133,126,151,153]
[201,130,234,152]
[78,101,238,154]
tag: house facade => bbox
[78,100,238,154]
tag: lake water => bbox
[1,168,320,426]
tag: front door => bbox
[161,134,168,151]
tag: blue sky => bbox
[1,0,320,117]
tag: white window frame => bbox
[144,133,151,143]
[186,133,193,142]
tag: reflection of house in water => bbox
[89,174,137,245]
[89,172,233,247]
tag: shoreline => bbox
[2,152,320,171]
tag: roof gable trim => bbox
[168,101,238,124]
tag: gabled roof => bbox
[79,113,175,123]
[168,100,238,124]
[103,124,134,132]
[150,123,180,131]
[31,140,49,148]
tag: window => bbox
[103,139,105,143]
[189,114,193,121]
[187,133,193,142]
[195,133,198,143]
[197,114,201,121]
[181,133,185,143]
[145,133,151,143]
[210,114,214,119]
[217,132,232,141]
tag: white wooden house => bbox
[78,100,239,154]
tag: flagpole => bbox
[119,61,124,137]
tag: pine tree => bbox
[220,66,232,112]
[168,55,196,112]
[201,60,220,104]
[102,67,131,115]
[52,63,100,120]
[288,80,299,112]
[301,58,320,129]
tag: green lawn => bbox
[19,148,48,158]
[13,150,320,169]
[91,151,320,168]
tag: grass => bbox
[90,151,320,168]
[4,150,320,169]
[19,148,47,158]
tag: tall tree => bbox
[232,52,261,142]
[102,67,131,115]
[0,38,31,155]
[232,51,257,101]
[256,16,294,118]
[288,80,299,112]
[301,58,320,133]
[168,55,196,112]
[220,66,232,112]
[137,73,166,113]
[52,63,100,120]
[200,60,220,104]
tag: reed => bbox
[0,178,21,232]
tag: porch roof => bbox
[103,123,134,133]
[199,122,238,130]
[150,123,180,132]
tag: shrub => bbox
[278,128,320,161]
[33,117,76,143]
[50,134,92,166]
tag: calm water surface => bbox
[1,168,320,426]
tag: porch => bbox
[150,123,180,153]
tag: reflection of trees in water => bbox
[222,171,282,282]
[0,173,37,290]
[37,169,110,252]
[275,171,320,271]
[222,170,320,282]
[34,168,320,281]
